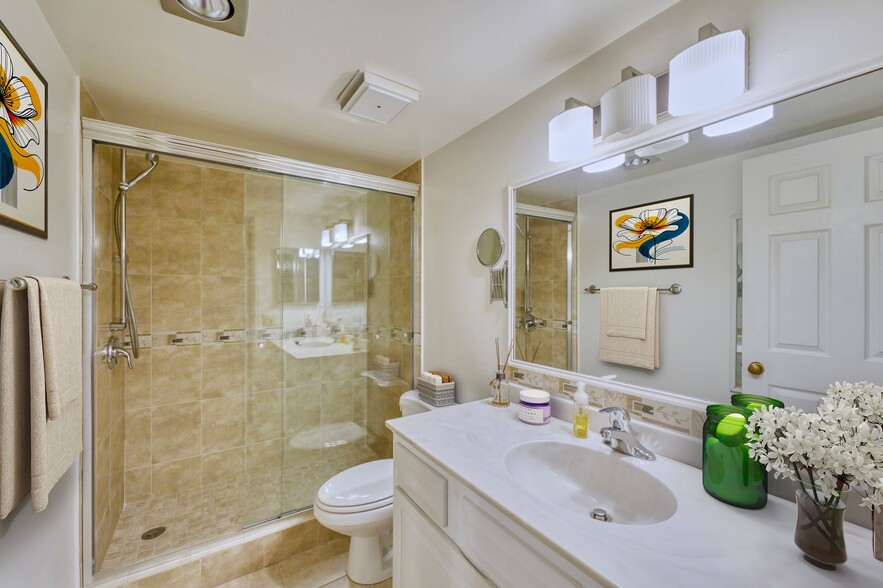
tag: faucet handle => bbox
[600,406,631,429]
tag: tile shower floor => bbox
[101,442,381,574]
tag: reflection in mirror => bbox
[513,68,883,405]
[514,203,576,370]
[477,227,504,267]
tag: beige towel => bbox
[599,288,659,370]
[34,277,82,420]
[23,278,82,513]
[604,287,650,339]
[0,285,32,518]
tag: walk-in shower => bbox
[85,121,417,579]
[514,205,576,371]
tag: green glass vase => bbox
[702,404,767,509]
[731,393,785,412]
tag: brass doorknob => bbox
[747,361,765,376]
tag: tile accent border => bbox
[509,366,706,438]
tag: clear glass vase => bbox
[793,483,848,570]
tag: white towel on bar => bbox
[24,278,82,513]
[0,284,32,519]
[34,277,82,420]
[599,287,659,370]
[604,287,650,339]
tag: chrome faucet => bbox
[599,407,655,461]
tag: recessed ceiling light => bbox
[622,156,650,169]
[177,0,232,21]
[160,0,247,36]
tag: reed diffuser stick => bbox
[501,339,514,374]
[495,337,501,371]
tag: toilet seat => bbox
[315,459,393,514]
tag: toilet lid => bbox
[316,459,393,510]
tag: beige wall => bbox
[423,0,883,403]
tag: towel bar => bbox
[585,283,682,295]
[2,277,98,291]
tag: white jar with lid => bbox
[518,389,551,425]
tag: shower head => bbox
[123,153,159,190]
[146,152,159,164]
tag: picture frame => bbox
[0,19,48,239]
[609,194,693,271]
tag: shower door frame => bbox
[80,118,419,583]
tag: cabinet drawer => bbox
[395,443,448,528]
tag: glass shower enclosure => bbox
[87,133,415,575]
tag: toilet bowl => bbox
[313,390,443,584]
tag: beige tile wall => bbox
[364,162,419,458]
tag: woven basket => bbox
[417,377,456,407]
[371,358,399,381]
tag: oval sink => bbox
[504,441,677,525]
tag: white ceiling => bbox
[36,0,679,176]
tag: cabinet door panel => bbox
[394,488,493,588]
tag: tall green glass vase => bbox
[702,404,767,508]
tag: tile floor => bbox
[101,441,381,574]
[216,539,392,588]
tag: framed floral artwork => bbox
[609,194,692,271]
[0,20,47,239]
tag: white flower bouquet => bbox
[747,381,883,511]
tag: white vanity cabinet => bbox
[393,439,598,588]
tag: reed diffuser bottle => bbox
[491,338,513,407]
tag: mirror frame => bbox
[505,61,883,409]
[476,227,505,267]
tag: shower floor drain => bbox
[141,527,166,540]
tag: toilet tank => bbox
[399,390,440,416]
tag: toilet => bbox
[313,390,442,584]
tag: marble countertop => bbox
[387,400,882,588]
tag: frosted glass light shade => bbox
[332,222,348,243]
[600,74,657,142]
[321,229,332,247]
[669,30,746,116]
[635,133,690,157]
[702,105,774,137]
[548,105,594,162]
[582,153,625,174]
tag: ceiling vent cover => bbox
[337,70,420,124]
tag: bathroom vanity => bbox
[387,401,881,587]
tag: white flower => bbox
[746,382,883,511]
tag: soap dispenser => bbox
[573,383,589,438]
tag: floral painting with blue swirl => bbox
[610,194,693,271]
[0,21,47,238]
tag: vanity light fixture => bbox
[321,229,332,248]
[635,133,690,157]
[600,67,657,142]
[702,105,774,137]
[669,26,747,117]
[332,222,349,244]
[582,153,625,174]
[548,98,594,162]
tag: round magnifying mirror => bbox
[476,228,504,267]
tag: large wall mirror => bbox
[511,68,883,407]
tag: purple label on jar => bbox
[518,402,551,425]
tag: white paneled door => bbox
[742,124,883,411]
